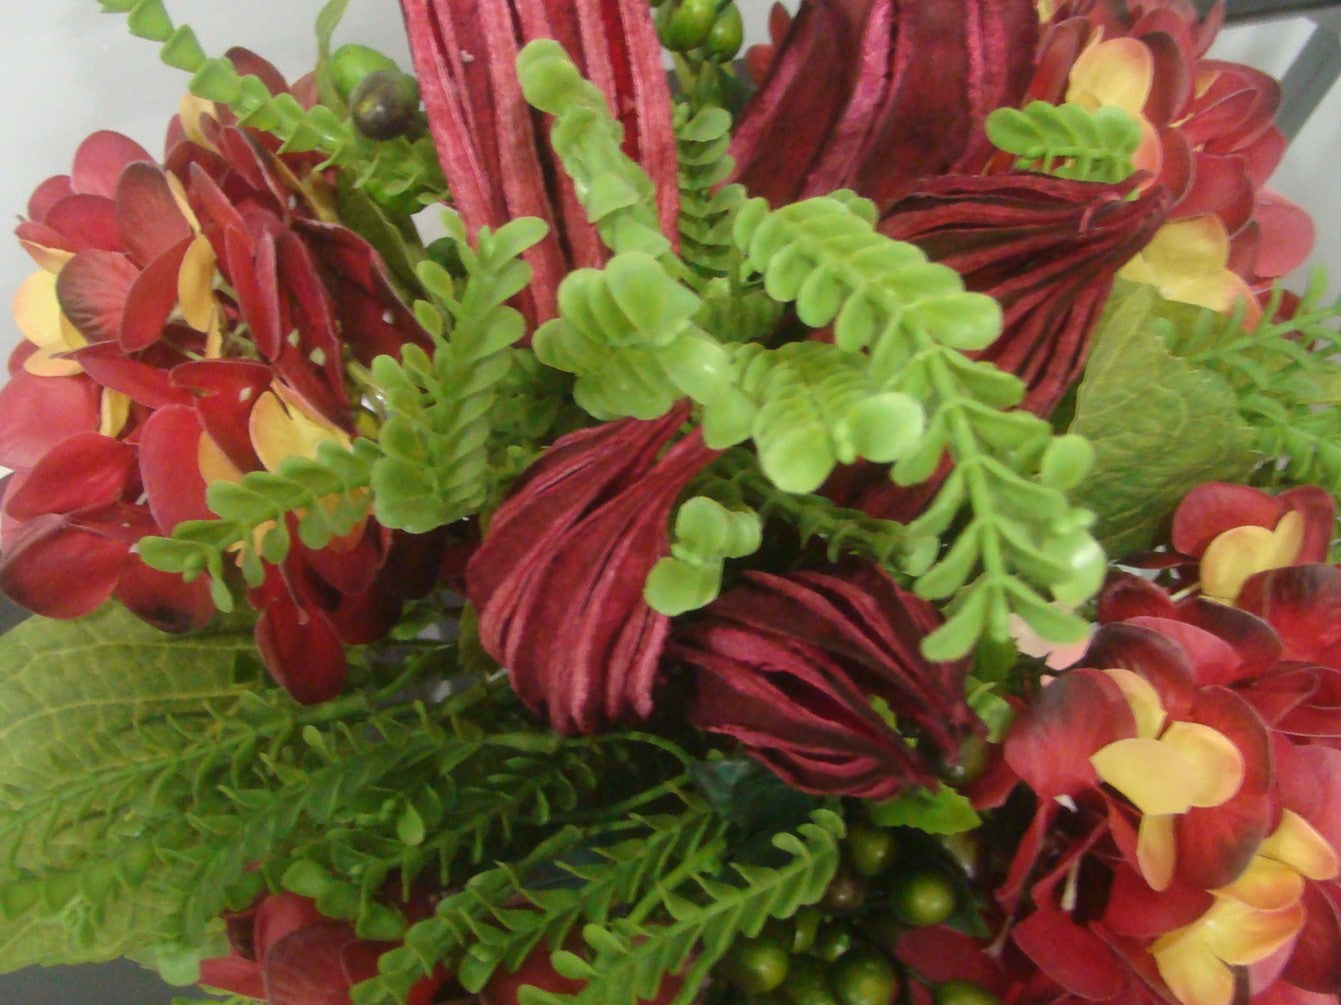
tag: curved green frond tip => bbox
[986,101,1142,183]
[645,497,763,616]
[534,251,730,420]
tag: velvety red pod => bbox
[673,564,977,800]
[879,173,1170,415]
[467,405,716,733]
[730,0,1038,210]
[400,0,678,329]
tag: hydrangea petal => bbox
[1259,810,1340,883]
[1160,720,1245,808]
[1215,856,1306,913]
[1138,812,1178,891]
[1093,737,1203,815]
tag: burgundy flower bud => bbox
[729,0,1038,210]
[672,564,978,800]
[466,404,717,734]
[879,173,1170,415]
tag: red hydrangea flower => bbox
[1033,0,1314,306]
[0,52,441,702]
[466,404,717,734]
[1166,483,1335,605]
[879,173,1170,415]
[670,563,979,800]
[400,0,678,329]
[199,891,453,1005]
[729,0,1040,211]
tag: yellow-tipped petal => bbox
[100,390,131,439]
[1103,667,1168,739]
[13,271,71,351]
[1138,813,1178,891]
[1092,738,1201,815]
[204,308,223,360]
[23,345,85,378]
[249,387,350,473]
[1067,37,1155,114]
[1198,898,1305,966]
[198,432,245,486]
[179,92,219,151]
[1201,516,1306,604]
[177,234,217,331]
[165,170,202,233]
[1152,930,1236,1005]
[1213,855,1304,912]
[1259,810,1340,881]
[1159,722,1244,808]
[18,238,75,273]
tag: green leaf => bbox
[867,786,980,835]
[1069,282,1257,556]
[0,605,258,970]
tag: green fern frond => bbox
[985,101,1142,183]
[138,440,379,611]
[368,211,549,532]
[532,251,731,420]
[520,809,844,1005]
[732,195,1102,659]
[95,0,447,212]
[674,104,746,288]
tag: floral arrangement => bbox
[2,1,1339,1005]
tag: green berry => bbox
[330,43,399,101]
[890,872,956,928]
[934,981,1002,1005]
[846,822,898,879]
[939,734,991,786]
[350,69,420,141]
[783,957,840,1005]
[662,0,717,52]
[705,4,744,61]
[789,907,823,954]
[721,936,790,995]
[820,865,866,914]
[831,951,900,1005]
[810,924,853,963]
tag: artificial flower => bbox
[466,403,717,734]
[671,563,978,799]
[401,0,679,329]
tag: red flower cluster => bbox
[0,51,442,702]
[199,891,453,1005]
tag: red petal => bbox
[1104,862,1213,938]
[1253,190,1315,279]
[198,955,266,999]
[43,194,123,253]
[27,175,74,221]
[1125,614,1247,688]
[137,405,213,533]
[170,359,273,473]
[71,131,152,198]
[68,342,193,410]
[223,47,291,97]
[1240,566,1341,666]
[0,514,126,618]
[1283,882,1341,994]
[3,432,136,520]
[1012,906,1128,1001]
[0,370,102,470]
[254,578,348,704]
[115,162,195,267]
[114,557,215,634]
[264,923,368,1005]
[119,237,194,351]
[252,893,326,960]
[1098,571,1178,623]
[1084,622,1198,721]
[55,250,139,343]
[1174,686,1274,890]
[1172,482,1282,557]
[1004,668,1136,798]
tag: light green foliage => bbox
[369,211,549,532]
[674,104,747,288]
[1069,282,1257,556]
[733,195,1101,659]
[645,497,762,616]
[986,101,1143,183]
[518,41,675,263]
[702,343,926,493]
[138,440,379,611]
[96,0,446,214]
[0,606,257,969]
[533,251,731,419]
[518,810,844,1005]
[1156,271,1341,496]
[867,788,980,836]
